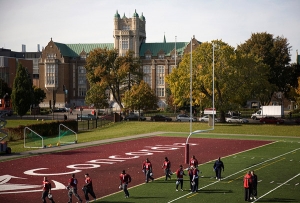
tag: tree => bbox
[32,86,46,107]
[85,48,142,109]
[237,32,296,102]
[123,80,158,113]
[0,79,12,98]
[166,40,270,121]
[85,84,110,109]
[11,63,33,117]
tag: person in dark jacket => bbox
[250,170,258,200]
[82,173,96,202]
[213,157,224,180]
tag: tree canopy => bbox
[166,40,270,121]
[11,63,33,117]
[85,48,142,109]
[32,86,46,107]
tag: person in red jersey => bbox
[119,170,132,198]
[67,174,82,203]
[162,157,172,180]
[142,158,154,183]
[191,166,200,192]
[82,173,96,203]
[188,166,194,191]
[190,155,199,168]
[243,171,252,201]
[175,165,186,191]
[42,176,55,203]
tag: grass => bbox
[2,120,300,202]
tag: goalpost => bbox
[24,127,44,149]
[184,42,217,164]
[58,124,78,145]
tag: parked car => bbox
[99,114,114,121]
[295,118,300,125]
[150,115,172,122]
[53,108,67,112]
[259,116,284,124]
[124,113,146,121]
[77,114,97,120]
[176,114,197,122]
[199,115,219,122]
[226,116,249,123]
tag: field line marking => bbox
[251,173,300,203]
[168,147,300,203]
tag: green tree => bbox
[85,48,141,109]
[237,32,296,102]
[123,80,158,113]
[32,86,46,107]
[0,79,12,98]
[166,40,270,121]
[85,84,109,109]
[11,63,33,117]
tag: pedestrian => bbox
[213,157,224,180]
[250,170,258,200]
[119,170,132,198]
[70,108,73,115]
[82,173,96,203]
[64,114,67,121]
[191,166,200,192]
[42,176,55,203]
[66,174,82,203]
[243,171,252,201]
[142,158,154,183]
[175,165,185,191]
[190,155,199,168]
[162,157,172,180]
[188,166,194,191]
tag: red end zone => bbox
[0,136,271,202]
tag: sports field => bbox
[0,131,299,203]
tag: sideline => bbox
[252,173,300,203]
[167,145,300,203]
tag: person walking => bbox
[191,166,200,192]
[250,170,258,200]
[243,171,252,201]
[119,170,132,198]
[70,108,73,115]
[42,176,55,203]
[213,157,224,180]
[190,155,199,168]
[142,158,154,183]
[175,165,185,191]
[188,166,194,191]
[82,173,96,203]
[66,174,82,203]
[162,157,172,180]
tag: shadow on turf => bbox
[200,189,233,194]
[98,196,163,203]
[259,198,296,202]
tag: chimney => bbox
[22,44,26,52]
[37,44,40,52]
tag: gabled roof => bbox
[140,42,189,57]
[54,42,114,57]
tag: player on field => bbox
[162,157,172,180]
[175,165,185,191]
[190,155,199,168]
[42,176,55,203]
[82,173,96,203]
[142,158,154,183]
[119,170,132,198]
[191,166,200,192]
[66,174,82,203]
[213,157,224,181]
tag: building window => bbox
[156,65,165,85]
[145,54,151,59]
[169,65,176,74]
[158,54,164,59]
[78,66,87,97]
[45,63,58,85]
[122,37,129,50]
[143,65,151,87]
[156,88,165,97]
[122,25,130,30]
[78,87,87,97]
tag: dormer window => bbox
[145,54,151,59]
[158,54,164,59]
[80,54,86,60]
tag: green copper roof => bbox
[133,9,139,17]
[54,42,114,57]
[140,12,145,21]
[140,42,189,56]
[114,10,120,18]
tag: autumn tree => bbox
[85,84,109,109]
[166,40,270,121]
[237,32,298,103]
[123,80,158,114]
[85,48,142,109]
[11,63,33,117]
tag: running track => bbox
[0,136,271,203]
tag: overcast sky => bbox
[0,0,299,62]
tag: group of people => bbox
[42,173,96,203]
[244,170,258,201]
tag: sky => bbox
[0,0,299,62]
